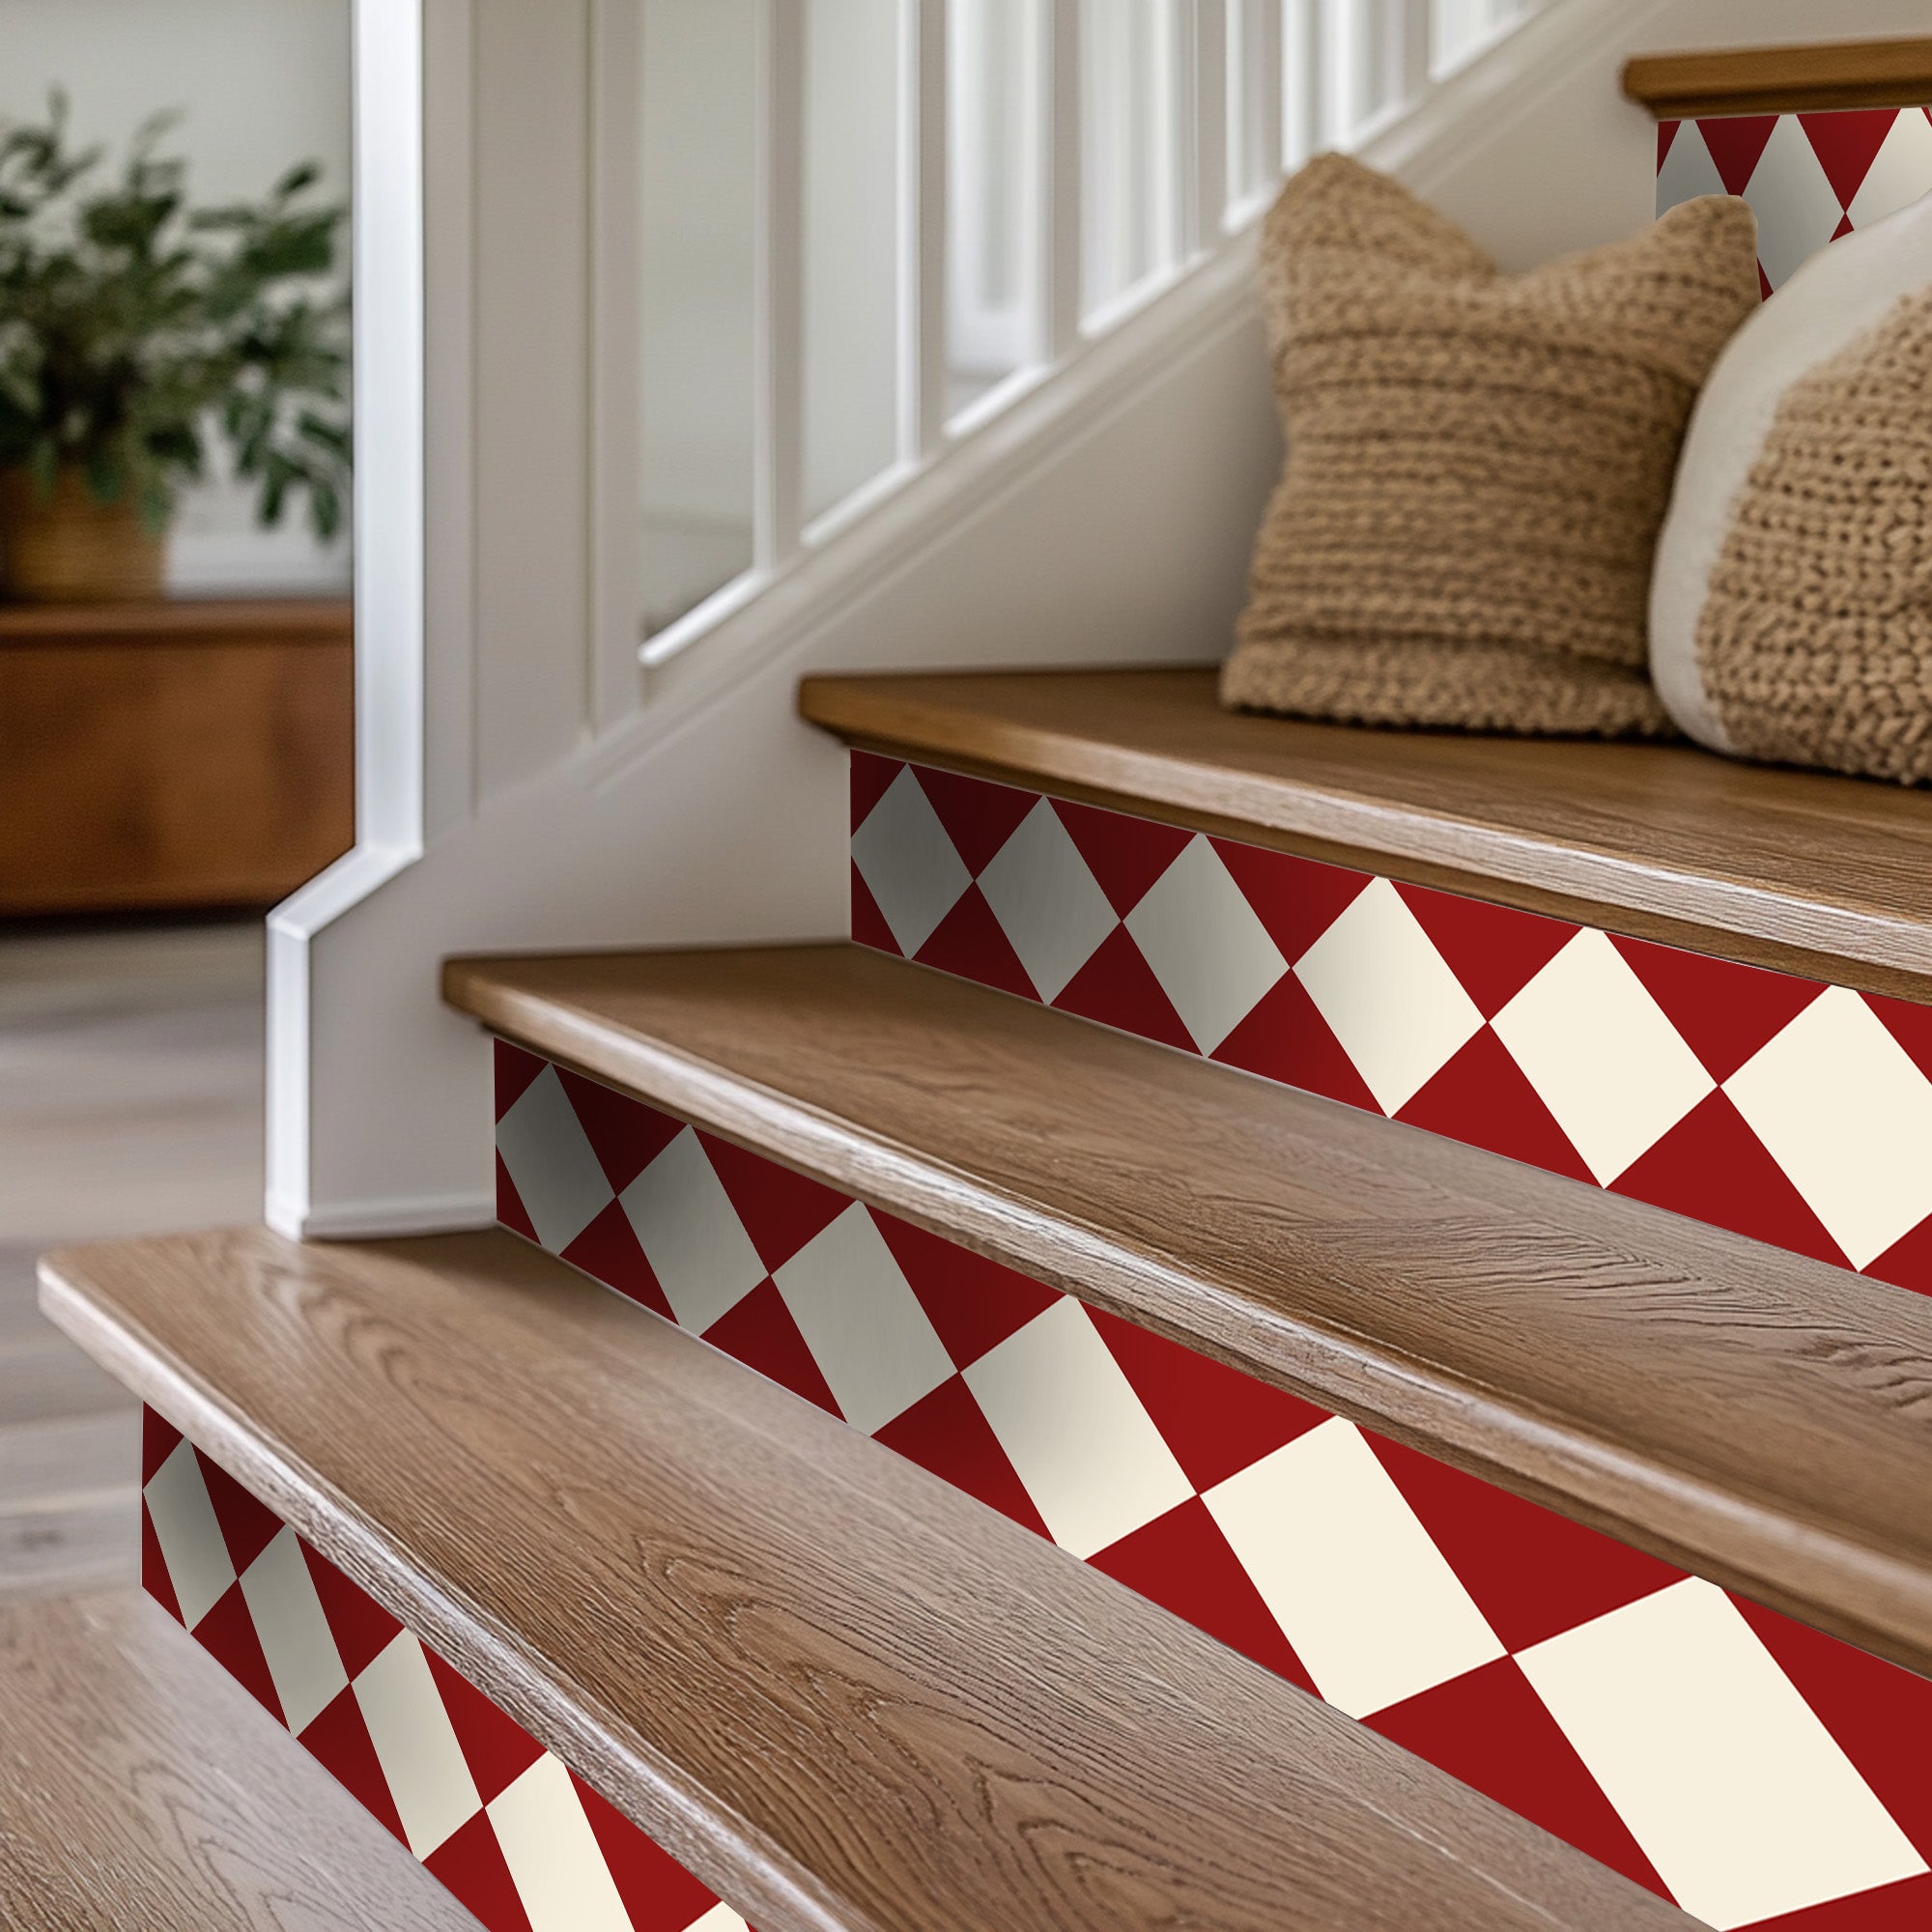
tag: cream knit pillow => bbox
[1650,191,1932,783]
[1222,156,1760,736]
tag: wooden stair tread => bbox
[40,1226,1689,1932]
[0,1588,478,1932]
[799,667,1932,1000]
[444,943,1932,1680]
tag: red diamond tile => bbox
[497,1153,540,1245]
[1730,1595,1932,1864]
[193,1579,285,1723]
[423,1811,536,1932]
[914,766,1037,874]
[872,1210,1060,1370]
[1365,1434,1685,1654]
[1610,1091,1851,1269]
[1053,926,1195,1052]
[142,1407,183,1485]
[1799,107,1900,208]
[495,1037,548,1122]
[917,882,1040,1000]
[194,1449,284,1576]
[1091,1497,1316,1692]
[1865,1210,1932,1300]
[851,861,898,954]
[1210,840,1373,968]
[1831,210,1856,242]
[1747,1873,1932,1931]
[700,1278,840,1417]
[557,1069,683,1194]
[1610,935,1824,1084]
[1865,991,1932,1085]
[300,1682,409,1843]
[1701,113,1779,194]
[1368,1657,1671,1902]
[1757,259,1775,303]
[572,1769,725,1931]
[141,1507,183,1623]
[699,1131,851,1272]
[1090,1304,1328,1492]
[561,1199,676,1321]
[424,1647,548,1805]
[301,1541,403,1679]
[1398,1028,1594,1185]
[873,1375,1051,1539]
[1211,972,1379,1114]
[850,750,902,833]
[1396,886,1577,1020]
[1050,798,1192,917]
[1658,118,1680,168]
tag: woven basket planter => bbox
[0,469,165,604]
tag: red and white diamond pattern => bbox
[849,753,1932,1296]
[140,1408,748,1932]
[495,1040,1932,1932]
[1658,106,1932,294]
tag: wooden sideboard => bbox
[0,598,354,916]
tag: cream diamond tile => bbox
[355,1633,483,1859]
[1747,112,1852,290]
[1519,1578,1925,1930]
[241,1525,350,1735]
[488,1753,636,1932]
[1724,987,1932,1270]
[143,1438,236,1630]
[1492,929,1714,1185]
[1656,120,1725,213]
[619,1127,768,1333]
[1293,877,1483,1115]
[1122,836,1289,1054]
[963,1298,1192,1559]
[976,798,1118,1002]
[497,1064,614,1253]
[1202,1418,1504,1719]
[1846,107,1932,229]
[850,766,972,956]
[773,1203,954,1434]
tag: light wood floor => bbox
[0,921,263,1599]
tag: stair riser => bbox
[138,1407,748,1932]
[850,752,1932,1296]
[495,1038,1932,1932]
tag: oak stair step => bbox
[443,942,1932,1681]
[36,1226,1685,1932]
[799,667,1932,1002]
[0,1588,481,1932]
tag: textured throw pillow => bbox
[1650,191,1932,783]
[1221,155,1760,736]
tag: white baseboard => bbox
[266,1187,497,1242]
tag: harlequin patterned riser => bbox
[139,1409,750,1932]
[848,753,1932,1298]
[1658,105,1932,296]
[495,1038,1932,1932]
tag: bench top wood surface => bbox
[799,668,1932,1001]
[446,943,1932,1683]
[40,1226,1690,1932]
[0,1589,480,1932]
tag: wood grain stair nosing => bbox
[444,949,1932,1686]
[37,1228,1687,1932]
[799,670,1932,1003]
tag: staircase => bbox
[15,24,1932,1932]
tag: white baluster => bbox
[754,0,806,568]
[898,0,950,462]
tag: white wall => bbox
[0,0,351,595]
[273,0,1932,1236]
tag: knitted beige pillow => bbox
[1221,155,1760,736]
[1651,191,1932,784]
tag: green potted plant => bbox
[0,96,350,603]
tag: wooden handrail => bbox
[1623,36,1932,120]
